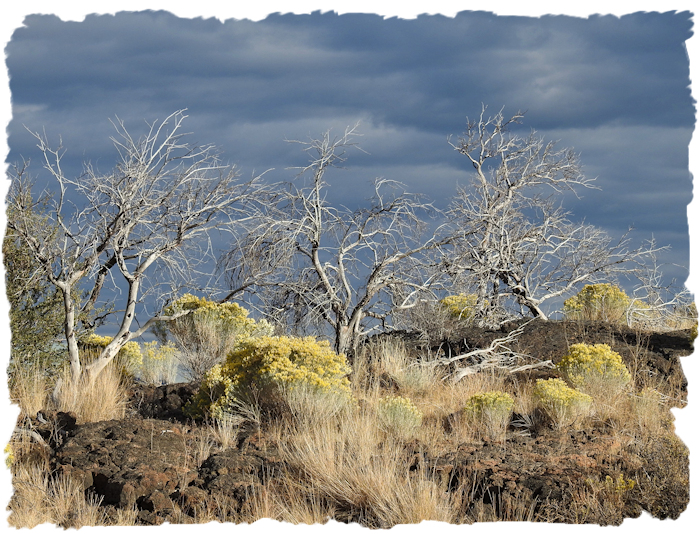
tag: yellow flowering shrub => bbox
[157,294,274,380]
[185,335,351,419]
[184,363,237,419]
[164,294,273,346]
[440,293,480,322]
[464,391,514,441]
[377,395,423,439]
[81,333,143,375]
[533,378,592,430]
[557,343,631,397]
[4,443,14,468]
[142,340,177,362]
[563,284,630,323]
[139,341,179,385]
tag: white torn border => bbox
[0,2,697,534]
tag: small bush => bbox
[533,378,592,430]
[563,284,630,323]
[81,334,143,377]
[186,335,351,420]
[377,396,423,440]
[440,293,480,322]
[138,341,179,385]
[464,391,514,442]
[156,294,274,381]
[557,343,631,398]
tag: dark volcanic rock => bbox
[50,414,281,523]
[441,319,692,403]
[52,417,194,510]
[129,382,200,421]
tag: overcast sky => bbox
[1,3,697,313]
[3,6,695,294]
[0,2,698,531]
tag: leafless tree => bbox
[221,125,451,354]
[7,110,262,383]
[446,105,661,323]
[424,320,554,383]
[626,239,695,330]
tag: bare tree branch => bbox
[446,105,660,324]
[220,126,451,353]
[7,110,264,383]
[425,320,554,382]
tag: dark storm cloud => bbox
[4,9,695,285]
[8,11,693,131]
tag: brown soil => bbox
[9,319,694,526]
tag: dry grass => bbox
[52,363,130,423]
[364,336,444,396]
[281,383,355,427]
[259,354,517,527]
[9,359,51,418]
[274,409,458,527]
[466,488,540,522]
[242,477,337,524]
[6,321,690,528]
[8,464,105,528]
[586,381,629,424]
[211,413,244,449]
[599,387,669,449]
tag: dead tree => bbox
[425,320,554,383]
[626,239,695,330]
[7,110,262,383]
[447,105,660,324]
[221,126,451,354]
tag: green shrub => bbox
[185,335,352,420]
[557,343,631,397]
[440,293,480,322]
[533,378,592,430]
[377,395,423,440]
[464,391,514,442]
[563,284,630,323]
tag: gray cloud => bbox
[4,9,695,294]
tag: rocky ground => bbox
[10,319,694,526]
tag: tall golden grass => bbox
[52,364,130,423]
[8,358,50,419]
[10,358,130,424]
[8,464,105,528]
